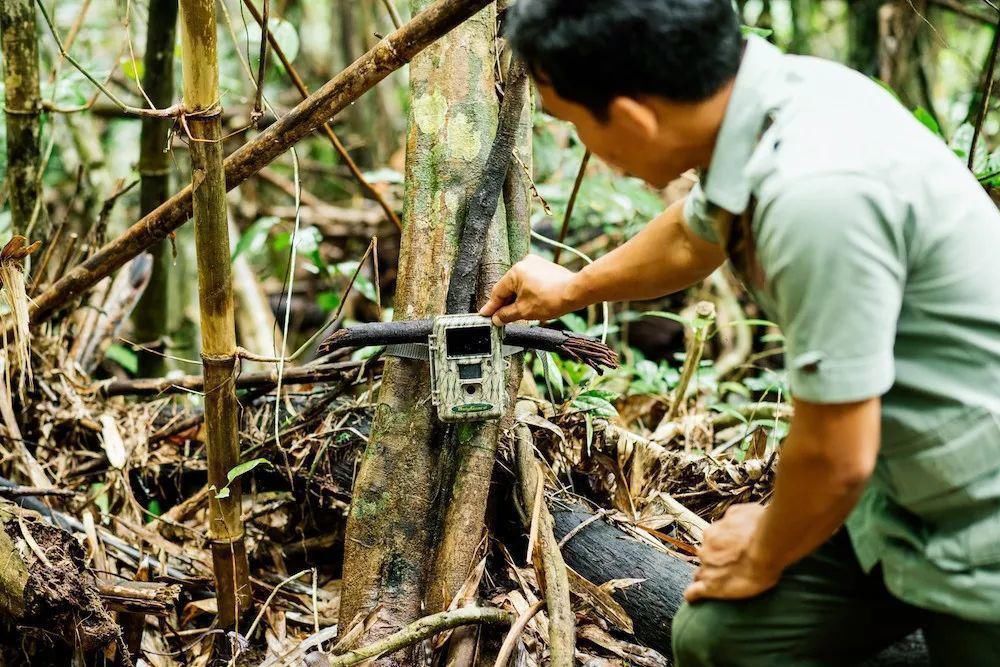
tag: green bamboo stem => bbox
[132,0,180,378]
[178,0,251,629]
[1,0,44,237]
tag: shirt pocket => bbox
[882,407,1000,516]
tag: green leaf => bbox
[233,216,279,261]
[121,58,144,82]
[559,312,588,334]
[215,486,231,500]
[741,25,773,38]
[572,393,618,419]
[105,344,138,374]
[317,291,341,313]
[721,318,778,329]
[912,107,941,136]
[226,458,271,483]
[535,351,565,401]
[643,311,692,327]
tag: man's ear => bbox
[607,97,659,138]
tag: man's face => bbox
[535,81,691,189]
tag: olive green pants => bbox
[672,531,1000,666]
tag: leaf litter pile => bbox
[0,234,787,665]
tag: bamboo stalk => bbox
[0,0,44,237]
[132,0,180,378]
[177,0,251,630]
[22,0,493,329]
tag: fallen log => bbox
[21,0,495,328]
[549,504,929,665]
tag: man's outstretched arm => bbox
[480,197,726,324]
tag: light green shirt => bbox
[685,36,1000,621]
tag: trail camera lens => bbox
[446,326,492,357]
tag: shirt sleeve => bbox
[757,175,906,403]
[683,182,722,244]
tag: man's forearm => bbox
[749,436,867,573]
[566,198,725,309]
[748,399,880,574]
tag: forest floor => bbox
[0,314,780,665]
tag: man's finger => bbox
[479,271,517,317]
[491,302,524,325]
[683,579,709,603]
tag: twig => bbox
[380,0,404,29]
[446,57,529,314]
[929,0,995,24]
[252,0,270,120]
[969,10,1000,170]
[552,150,591,265]
[318,321,618,372]
[492,600,544,667]
[101,359,362,397]
[556,508,611,549]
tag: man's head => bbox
[506,0,742,188]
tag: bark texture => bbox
[0,0,43,237]
[338,1,501,657]
[178,0,251,629]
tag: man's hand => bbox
[479,255,580,325]
[684,504,782,603]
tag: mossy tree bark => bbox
[177,0,251,630]
[0,0,44,238]
[338,2,508,659]
[132,0,182,378]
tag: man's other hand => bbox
[684,503,782,603]
[479,255,580,325]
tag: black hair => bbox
[505,0,743,118]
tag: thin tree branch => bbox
[969,11,1000,170]
[552,150,591,265]
[381,0,404,30]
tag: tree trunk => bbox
[338,1,501,659]
[177,0,252,631]
[132,0,182,378]
[0,0,43,237]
